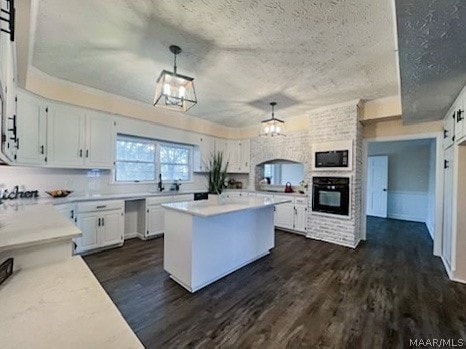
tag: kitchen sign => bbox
[1,186,39,200]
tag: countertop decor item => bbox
[206,151,229,195]
[153,45,197,112]
[284,182,293,193]
[259,102,286,137]
[46,190,73,198]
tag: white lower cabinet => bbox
[274,202,295,230]
[54,203,76,223]
[145,194,194,238]
[75,200,124,254]
[273,195,308,234]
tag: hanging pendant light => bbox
[154,45,197,112]
[260,102,286,137]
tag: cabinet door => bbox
[101,211,124,247]
[0,33,17,162]
[76,213,99,253]
[443,110,455,149]
[454,96,465,142]
[85,111,115,168]
[47,103,86,167]
[294,204,308,233]
[16,92,47,165]
[442,147,454,267]
[193,136,214,172]
[147,205,165,237]
[229,140,242,173]
[274,203,294,230]
[240,139,250,173]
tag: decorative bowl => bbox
[46,190,73,198]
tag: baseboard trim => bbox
[124,232,139,240]
[441,255,454,280]
[425,220,434,240]
[387,213,426,223]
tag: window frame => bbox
[112,134,193,184]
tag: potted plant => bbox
[206,151,229,195]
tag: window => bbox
[114,135,192,183]
[160,143,191,181]
[115,136,156,182]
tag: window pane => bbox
[116,140,155,162]
[160,144,189,164]
[115,162,156,181]
[161,164,189,181]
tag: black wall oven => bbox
[312,177,350,216]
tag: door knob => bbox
[383,189,387,192]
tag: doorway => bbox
[362,134,443,256]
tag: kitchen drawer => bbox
[77,200,124,213]
[146,195,174,206]
[294,197,308,205]
[171,194,193,202]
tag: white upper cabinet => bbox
[214,139,250,174]
[240,139,250,173]
[443,107,455,150]
[16,91,47,165]
[47,102,115,169]
[454,90,465,142]
[47,103,86,167]
[193,135,214,172]
[86,111,115,168]
[0,29,17,162]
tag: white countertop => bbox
[0,256,143,349]
[0,205,81,252]
[162,196,292,217]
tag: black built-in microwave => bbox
[315,150,349,168]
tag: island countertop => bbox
[0,257,143,349]
[0,204,81,253]
[162,196,291,217]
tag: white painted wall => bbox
[368,139,435,229]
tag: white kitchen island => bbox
[162,196,291,292]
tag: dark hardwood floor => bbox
[84,218,466,348]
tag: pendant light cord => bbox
[173,53,178,75]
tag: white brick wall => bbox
[250,103,363,248]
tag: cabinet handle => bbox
[79,149,83,157]
[444,160,449,169]
[443,129,448,139]
[457,109,464,122]
[98,218,101,226]
[70,209,74,219]
[96,205,106,209]
[86,149,89,158]
[102,218,105,226]
[40,145,45,154]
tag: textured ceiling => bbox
[32,0,398,127]
[396,0,466,123]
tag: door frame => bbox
[361,132,444,256]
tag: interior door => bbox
[366,155,388,218]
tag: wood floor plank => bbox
[84,217,466,348]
